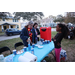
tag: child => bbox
[52,23,69,62]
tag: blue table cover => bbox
[5,41,54,62]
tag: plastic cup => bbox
[32,44,35,48]
[40,39,42,41]
[42,39,44,41]
[42,41,45,44]
[45,40,47,44]
[13,50,17,55]
[24,47,27,52]
[28,44,31,51]
[48,40,50,43]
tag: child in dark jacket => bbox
[52,23,69,62]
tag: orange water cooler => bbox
[40,27,51,42]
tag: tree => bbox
[54,15,64,23]
[13,12,44,21]
[0,12,11,19]
[64,12,75,24]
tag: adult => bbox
[20,21,37,47]
[33,23,40,43]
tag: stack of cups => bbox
[32,44,35,48]
[28,44,31,51]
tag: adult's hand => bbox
[27,39,29,42]
[27,38,31,42]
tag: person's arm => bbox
[32,28,37,43]
[20,28,29,41]
[51,36,55,41]
[53,34,62,45]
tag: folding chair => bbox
[14,42,24,49]
[0,46,12,54]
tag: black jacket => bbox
[52,33,63,48]
[36,28,40,35]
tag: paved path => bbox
[0,35,20,41]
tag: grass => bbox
[61,39,75,62]
[0,32,5,36]
[51,31,57,38]
[0,31,75,62]
[45,31,75,62]
[0,37,24,56]
[0,37,23,50]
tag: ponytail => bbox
[58,23,69,38]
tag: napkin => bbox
[23,52,37,62]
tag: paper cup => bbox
[13,50,17,55]
[42,41,45,44]
[47,40,50,43]
[45,40,47,44]
[24,47,27,52]
[32,44,35,48]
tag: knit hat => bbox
[28,21,34,25]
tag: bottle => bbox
[39,41,42,45]
[28,37,31,51]
[28,37,31,44]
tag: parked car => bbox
[5,28,21,36]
